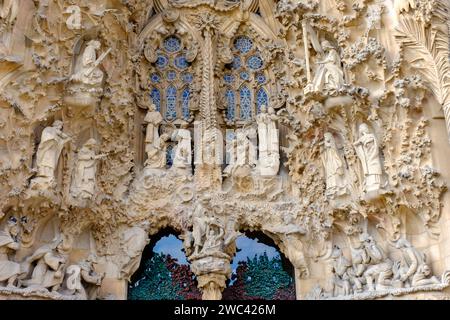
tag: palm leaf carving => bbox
[395,17,450,107]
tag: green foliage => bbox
[224,252,296,300]
[128,253,183,300]
[244,252,294,300]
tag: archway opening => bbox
[222,231,296,300]
[127,228,201,300]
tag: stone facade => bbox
[0,0,449,300]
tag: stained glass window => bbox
[247,55,263,70]
[230,56,241,70]
[234,36,253,54]
[149,35,195,121]
[150,73,161,83]
[166,86,177,120]
[240,71,250,81]
[256,73,266,84]
[224,74,235,84]
[166,144,174,167]
[240,86,252,120]
[150,88,161,111]
[156,54,169,69]
[222,35,270,121]
[182,88,190,120]
[226,89,236,121]
[256,88,268,114]
[166,70,177,81]
[175,55,189,70]
[164,36,181,53]
[182,73,194,84]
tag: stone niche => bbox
[0,0,450,300]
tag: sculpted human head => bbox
[53,120,64,130]
[84,138,97,149]
[359,123,370,136]
[331,245,342,258]
[87,253,98,264]
[149,103,157,112]
[395,238,411,249]
[87,40,101,50]
[324,132,336,148]
[321,40,334,51]
[419,264,431,276]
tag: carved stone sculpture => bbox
[144,104,168,168]
[0,217,21,288]
[411,264,441,287]
[21,237,71,292]
[70,139,104,200]
[119,225,149,281]
[31,121,71,190]
[223,135,237,177]
[66,254,104,299]
[71,40,105,86]
[354,124,383,195]
[256,106,280,176]
[330,245,352,296]
[235,128,257,169]
[391,238,440,288]
[65,40,110,108]
[321,132,347,198]
[312,40,345,93]
[190,196,211,256]
[359,233,393,291]
[0,0,18,25]
[171,128,192,170]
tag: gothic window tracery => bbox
[223,35,270,123]
[149,35,194,122]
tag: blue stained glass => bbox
[150,73,161,83]
[224,74,235,84]
[174,55,189,69]
[240,72,250,81]
[182,73,194,83]
[225,89,235,121]
[182,88,190,120]
[166,70,177,81]
[156,54,169,69]
[256,88,269,114]
[165,86,177,120]
[256,73,266,84]
[234,36,253,54]
[164,36,181,53]
[150,88,161,111]
[228,56,241,70]
[166,145,174,167]
[239,86,252,120]
[247,55,263,70]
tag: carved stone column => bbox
[193,17,223,191]
[193,262,231,300]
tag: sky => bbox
[153,234,280,273]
